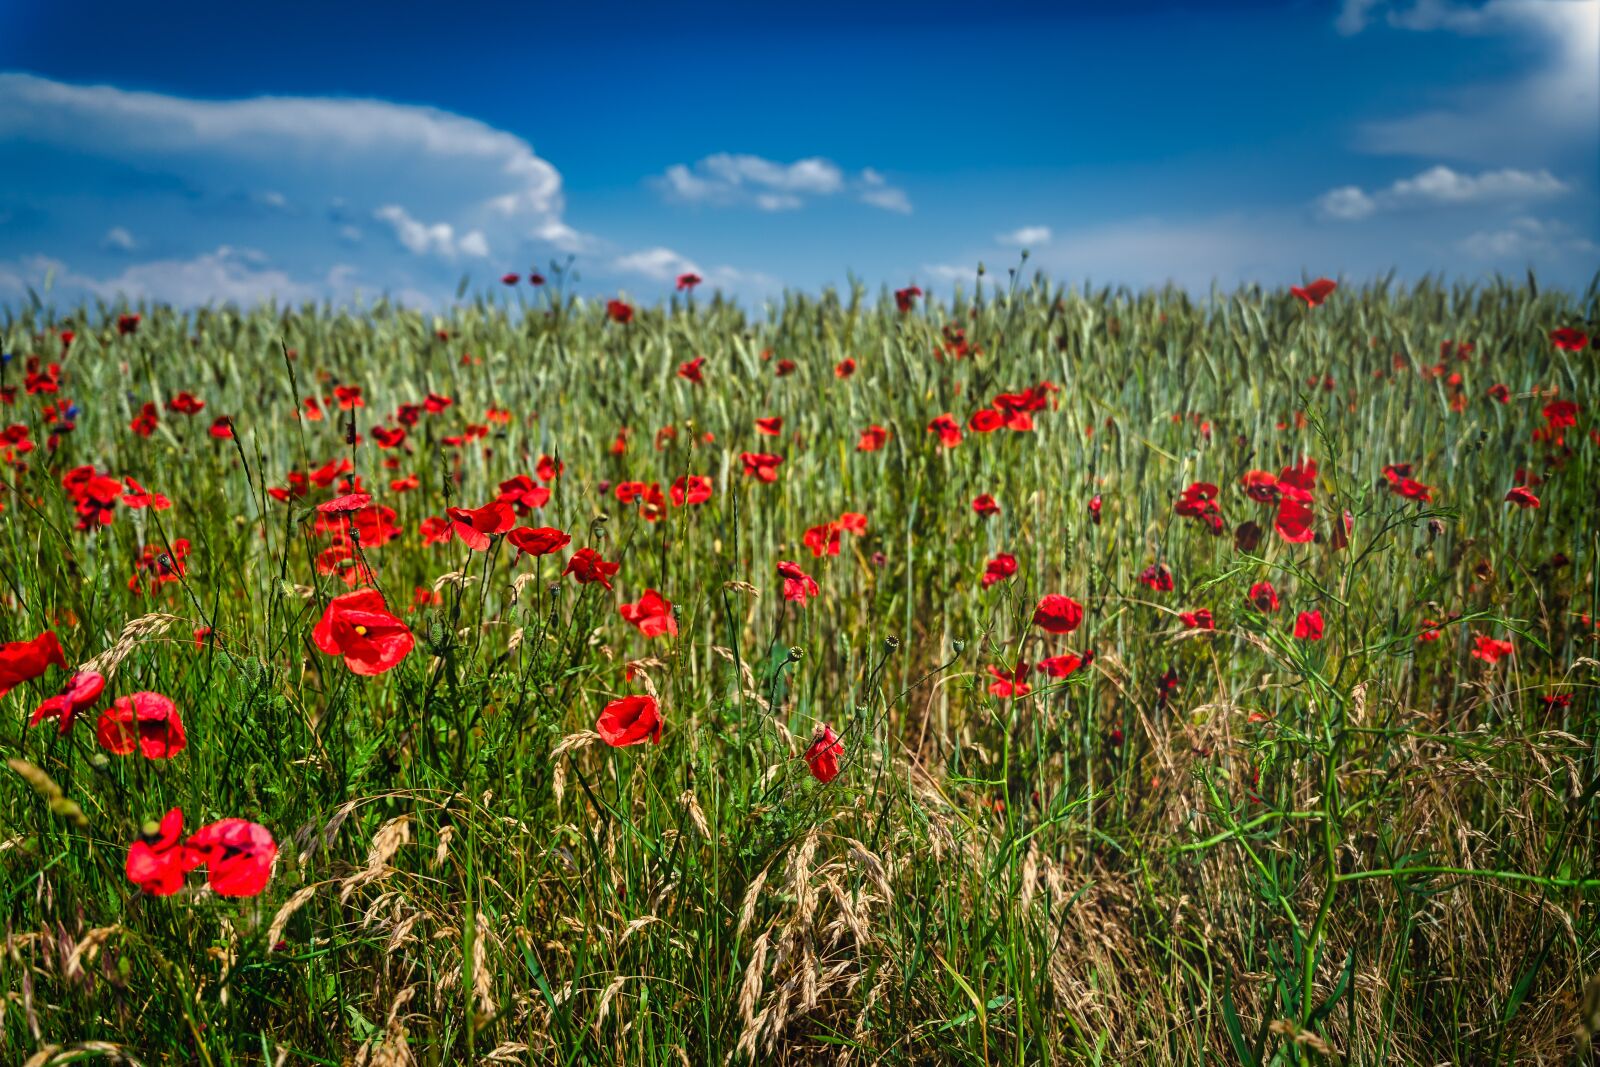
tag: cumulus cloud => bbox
[655,153,911,213]
[613,246,701,283]
[997,226,1052,246]
[0,247,365,307]
[1336,1,1599,165]
[1316,164,1568,219]
[373,204,490,259]
[0,72,585,251]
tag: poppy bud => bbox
[952,639,966,654]
[1427,518,1445,540]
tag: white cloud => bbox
[1316,164,1568,219]
[997,226,1053,246]
[1339,1,1599,164]
[1456,215,1600,259]
[613,246,702,282]
[338,224,363,243]
[1335,0,1383,34]
[0,72,585,250]
[373,204,489,259]
[654,153,911,213]
[102,226,138,252]
[0,247,362,307]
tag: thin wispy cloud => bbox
[655,153,912,214]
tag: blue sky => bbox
[0,0,1594,309]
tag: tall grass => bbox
[2,270,1597,1064]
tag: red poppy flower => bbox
[424,392,453,414]
[312,589,414,675]
[334,385,364,410]
[981,552,1018,587]
[497,475,552,513]
[96,691,187,759]
[754,416,783,436]
[740,452,784,482]
[502,273,521,285]
[1248,581,1279,613]
[1038,649,1094,678]
[419,516,453,546]
[117,313,141,335]
[1240,470,1279,503]
[968,408,1003,433]
[126,808,198,896]
[804,522,842,557]
[894,286,921,313]
[670,474,714,506]
[857,425,890,452]
[372,425,406,448]
[1505,486,1540,509]
[166,392,205,415]
[185,818,277,897]
[29,670,105,734]
[0,631,66,699]
[208,416,235,439]
[620,589,677,638]
[529,272,545,286]
[1139,564,1174,592]
[835,358,856,379]
[1175,482,1225,534]
[1088,495,1102,525]
[1486,383,1510,405]
[838,512,867,534]
[1290,278,1337,307]
[1033,594,1084,634]
[130,402,159,437]
[1293,610,1324,641]
[987,661,1032,699]
[597,694,661,746]
[1549,327,1589,351]
[774,358,797,377]
[927,414,962,448]
[534,454,563,482]
[606,299,634,324]
[318,493,371,514]
[508,526,571,556]
[777,560,820,605]
[1417,618,1442,642]
[804,725,844,783]
[447,501,516,551]
[1178,609,1214,631]
[1470,635,1514,664]
[1542,399,1579,429]
[676,272,702,291]
[972,494,1000,516]
[564,547,620,589]
[677,356,706,383]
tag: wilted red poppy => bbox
[1139,564,1174,592]
[509,526,570,556]
[857,425,890,452]
[1248,581,1279,613]
[312,589,414,675]
[620,589,677,638]
[126,808,197,896]
[777,560,820,604]
[927,414,962,448]
[0,631,66,699]
[96,691,187,759]
[982,552,1018,587]
[606,299,634,324]
[1549,327,1589,351]
[1290,278,1337,307]
[972,494,1000,516]
[447,501,516,551]
[804,725,845,782]
[677,356,706,383]
[1470,635,1514,664]
[670,474,714,506]
[186,818,277,897]
[30,670,105,734]
[564,547,620,589]
[1038,649,1094,677]
[1293,610,1324,641]
[597,694,661,746]
[1178,609,1214,631]
[1033,594,1084,634]
[676,272,702,291]
[740,452,784,482]
[755,416,783,436]
[1505,486,1540,508]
